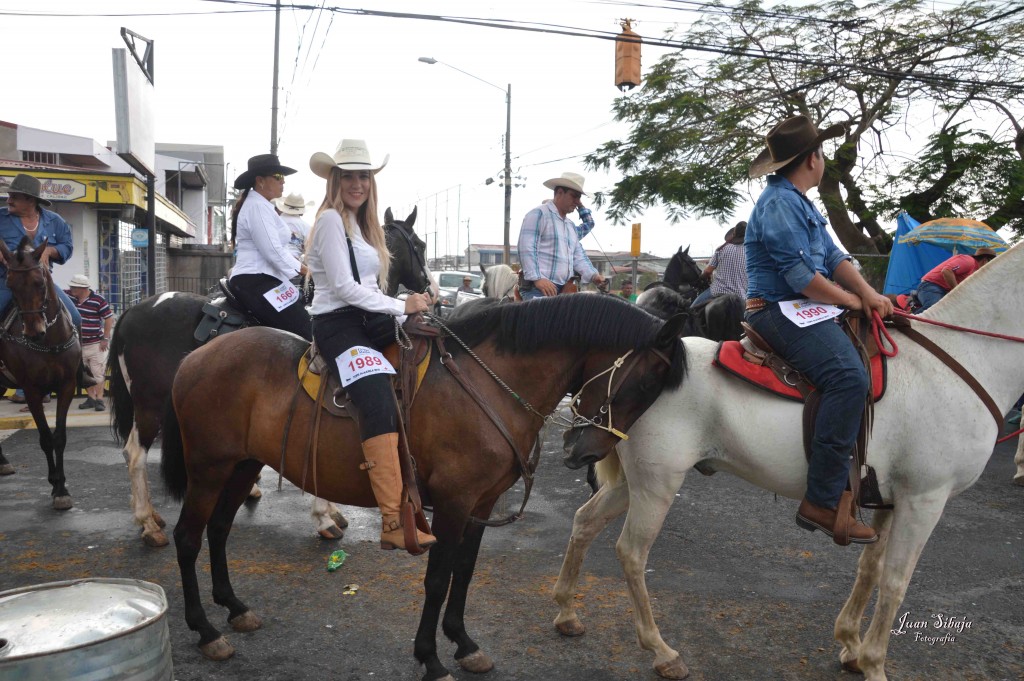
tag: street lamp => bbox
[419,56,512,265]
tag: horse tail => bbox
[160,401,188,501]
[595,447,624,487]
[107,313,134,445]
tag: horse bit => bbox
[3,261,77,352]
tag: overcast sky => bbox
[0,0,888,260]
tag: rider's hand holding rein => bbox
[404,291,431,314]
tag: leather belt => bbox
[745,297,769,312]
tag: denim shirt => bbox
[745,175,849,302]
[0,207,73,277]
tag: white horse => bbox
[555,240,1024,681]
[480,263,518,302]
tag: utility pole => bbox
[503,83,512,265]
[270,0,281,154]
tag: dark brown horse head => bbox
[1,236,52,340]
[561,310,688,469]
[383,206,432,297]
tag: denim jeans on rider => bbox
[520,282,566,301]
[745,303,869,509]
[914,280,947,312]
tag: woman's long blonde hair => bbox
[308,167,390,288]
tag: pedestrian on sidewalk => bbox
[66,274,114,411]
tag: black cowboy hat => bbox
[748,115,846,179]
[233,154,297,190]
[4,173,52,206]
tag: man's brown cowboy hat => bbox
[4,173,52,206]
[233,154,297,190]
[748,115,846,179]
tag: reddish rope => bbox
[871,311,899,357]
[892,310,1024,343]
[996,426,1024,444]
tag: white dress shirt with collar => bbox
[232,191,302,282]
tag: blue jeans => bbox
[746,303,868,509]
[0,281,81,328]
[691,288,714,308]
[520,282,566,300]
[914,281,946,311]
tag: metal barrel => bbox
[0,578,172,680]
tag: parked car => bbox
[431,270,483,317]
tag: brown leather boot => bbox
[361,433,437,551]
[795,496,877,545]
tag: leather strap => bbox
[435,336,540,527]
[898,325,1002,430]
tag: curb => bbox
[0,411,110,430]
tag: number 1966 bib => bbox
[337,346,395,387]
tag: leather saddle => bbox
[712,313,892,510]
[193,278,256,344]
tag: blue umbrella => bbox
[883,212,949,295]
[897,217,1008,254]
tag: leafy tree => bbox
[589,0,1024,253]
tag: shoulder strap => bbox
[344,231,361,285]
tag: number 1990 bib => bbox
[337,346,395,387]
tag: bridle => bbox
[567,347,672,440]
[3,260,77,351]
[385,220,433,296]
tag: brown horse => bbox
[0,237,81,509]
[160,294,686,680]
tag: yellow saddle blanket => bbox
[297,344,431,412]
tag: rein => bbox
[871,311,1017,436]
[2,261,78,353]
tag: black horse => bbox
[639,245,744,341]
[108,207,432,547]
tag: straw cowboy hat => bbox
[974,247,998,259]
[543,172,587,196]
[273,192,314,216]
[4,173,52,206]
[309,139,389,179]
[68,274,91,288]
[233,154,297,190]
[748,115,846,179]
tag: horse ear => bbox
[682,245,690,256]
[31,237,49,262]
[479,263,487,274]
[384,207,394,224]
[406,206,417,228]
[657,313,687,346]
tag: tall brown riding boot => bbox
[795,495,877,546]
[361,433,437,551]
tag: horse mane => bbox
[443,294,686,389]
[636,287,690,321]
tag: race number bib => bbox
[263,282,301,311]
[337,346,396,387]
[779,298,843,328]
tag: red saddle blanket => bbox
[713,341,887,402]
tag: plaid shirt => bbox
[517,202,598,285]
[708,242,747,298]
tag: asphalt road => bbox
[1,422,1022,681]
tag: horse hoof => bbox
[248,486,262,500]
[330,509,349,529]
[229,610,263,633]
[143,530,169,548]
[0,463,14,476]
[318,524,345,541]
[654,655,689,679]
[153,512,167,528]
[555,616,585,637]
[52,496,72,511]
[456,649,494,674]
[842,658,862,673]
[199,636,235,661]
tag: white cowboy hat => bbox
[68,274,91,288]
[542,171,587,196]
[309,139,389,179]
[273,192,314,216]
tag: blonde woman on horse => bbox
[305,139,436,552]
[744,115,892,545]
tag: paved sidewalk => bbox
[0,393,111,430]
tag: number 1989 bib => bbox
[337,346,395,387]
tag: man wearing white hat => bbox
[274,192,315,303]
[66,274,114,411]
[517,172,605,299]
